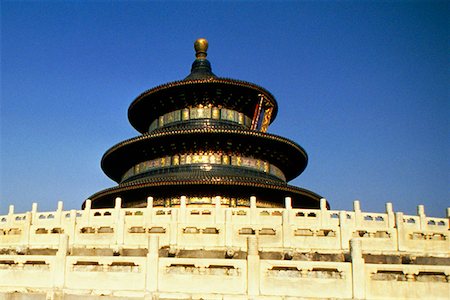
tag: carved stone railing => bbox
[1,197,449,255]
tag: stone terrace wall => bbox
[0,197,449,299]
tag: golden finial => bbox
[194,38,208,59]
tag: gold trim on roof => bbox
[88,177,322,203]
[129,78,277,112]
[103,127,306,160]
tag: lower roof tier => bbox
[86,174,324,209]
[101,126,308,183]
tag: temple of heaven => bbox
[85,38,325,209]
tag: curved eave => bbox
[128,78,278,134]
[86,179,323,209]
[101,128,308,183]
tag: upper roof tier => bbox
[128,39,278,134]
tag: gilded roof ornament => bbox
[194,38,208,59]
[184,38,216,80]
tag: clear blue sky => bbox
[1,1,448,217]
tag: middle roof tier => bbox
[101,125,308,183]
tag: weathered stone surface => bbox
[415,256,450,266]
[363,254,402,264]
[0,204,449,299]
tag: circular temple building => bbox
[86,39,324,209]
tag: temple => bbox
[0,39,448,300]
[88,38,323,209]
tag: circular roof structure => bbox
[101,126,308,183]
[128,78,278,134]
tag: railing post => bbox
[68,209,77,248]
[84,199,92,225]
[7,205,14,225]
[56,200,63,226]
[31,202,38,223]
[385,202,395,228]
[147,197,154,208]
[8,205,14,215]
[146,196,154,225]
[395,212,404,251]
[225,209,233,248]
[417,205,426,230]
[250,196,257,225]
[283,197,292,248]
[320,198,328,227]
[350,239,365,299]
[53,234,69,289]
[114,197,122,209]
[320,198,327,210]
[353,200,362,227]
[285,197,292,210]
[169,208,178,249]
[146,235,159,294]
[28,202,39,247]
[180,195,187,223]
[84,199,92,210]
[339,211,348,250]
[23,211,32,250]
[114,197,124,247]
[247,235,260,296]
[214,196,223,223]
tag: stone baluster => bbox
[395,212,404,251]
[350,239,365,299]
[247,235,260,296]
[146,235,159,294]
[146,196,154,226]
[250,196,257,225]
[55,201,63,227]
[22,210,32,249]
[53,234,69,289]
[114,197,124,247]
[147,196,154,208]
[320,198,328,227]
[84,199,92,225]
[180,196,187,223]
[31,202,38,223]
[7,205,14,225]
[114,197,122,209]
[214,196,224,223]
[385,202,395,228]
[26,203,36,247]
[339,211,348,250]
[169,208,178,249]
[417,205,426,231]
[225,209,233,248]
[282,197,292,248]
[285,197,292,210]
[68,209,77,248]
[354,200,362,228]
